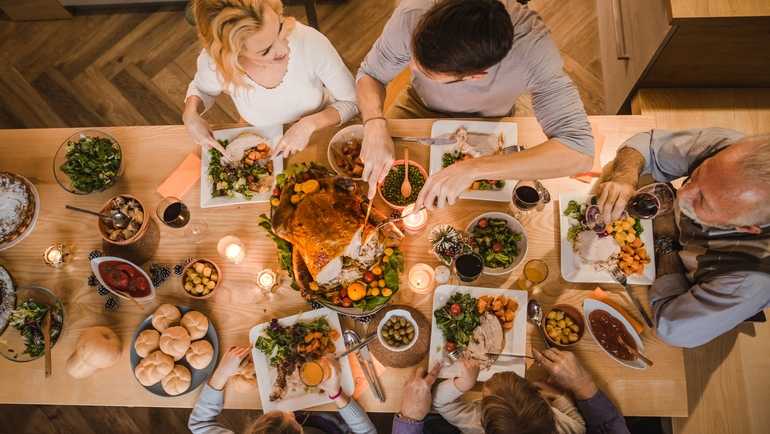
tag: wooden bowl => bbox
[180,259,222,300]
[378,159,428,211]
[544,304,585,348]
[98,194,149,246]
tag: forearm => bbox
[302,105,342,131]
[183,96,205,120]
[356,74,387,120]
[608,147,645,184]
[576,390,631,434]
[474,139,592,181]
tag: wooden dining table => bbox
[0,115,687,417]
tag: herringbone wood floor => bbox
[0,1,603,433]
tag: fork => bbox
[607,264,654,328]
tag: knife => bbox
[358,346,386,402]
[335,333,377,360]
[395,136,457,146]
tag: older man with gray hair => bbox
[596,128,770,348]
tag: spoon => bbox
[400,149,412,199]
[616,335,654,367]
[527,299,551,349]
[65,205,130,229]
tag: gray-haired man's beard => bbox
[676,198,733,231]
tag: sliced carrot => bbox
[589,287,645,334]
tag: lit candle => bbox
[256,268,277,293]
[217,235,246,264]
[401,204,428,234]
[43,243,69,268]
[408,263,435,294]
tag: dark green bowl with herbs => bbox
[54,129,123,195]
[378,159,427,211]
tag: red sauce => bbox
[588,310,637,361]
[98,260,151,297]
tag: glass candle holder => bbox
[408,263,435,294]
[217,235,245,264]
[43,243,71,268]
[256,268,277,293]
[434,265,451,285]
[401,204,428,234]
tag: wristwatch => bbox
[654,236,679,257]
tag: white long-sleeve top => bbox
[186,22,358,128]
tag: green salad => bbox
[8,299,63,358]
[254,317,335,368]
[434,293,480,350]
[208,139,272,199]
[470,217,522,269]
[442,150,504,191]
[60,135,121,193]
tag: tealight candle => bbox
[401,204,428,234]
[43,243,70,268]
[256,268,277,293]
[434,265,451,285]
[408,263,435,294]
[217,235,246,264]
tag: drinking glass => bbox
[510,180,550,219]
[627,182,675,219]
[452,252,484,283]
[515,259,549,292]
[155,197,207,243]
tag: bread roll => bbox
[159,326,191,361]
[161,364,191,396]
[134,329,160,358]
[185,340,214,370]
[152,304,181,332]
[134,350,174,387]
[180,311,209,340]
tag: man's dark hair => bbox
[481,372,557,434]
[412,0,514,76]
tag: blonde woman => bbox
[184,0,358,159]
[188,346,377,434]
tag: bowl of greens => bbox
[0,285,64,362]
[54,129,123,195]
[378,160,427,211]
[465,212,527,275]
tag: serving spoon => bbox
[527,300,551,349]
[616,335,653,367]
[400,149,412,199]
[65,205,130,229]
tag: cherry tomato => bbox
[492,241,503,253]
[450,303,462,316]
[445,342,457,352]
[477,218,489,229]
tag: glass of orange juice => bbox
[515,259,549,292]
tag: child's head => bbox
[481,372,556,434]
[245,411,302,434]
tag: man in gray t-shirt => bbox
[355,0,594,207]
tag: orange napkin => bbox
[571,125,606,183]
[589,286,645,334]
[156,153,201,199]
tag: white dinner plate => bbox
[428,285,528,381]
[429,120,518,202]
[582,298,647,370]
[249,307,354,412]
[558,191,656,284]
[200,125,284,208]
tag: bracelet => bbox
[397,413,423,424]
[363,116,386,126]
[328,387,343,400]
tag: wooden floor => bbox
[0,0,604,130]
[0,1,603,433]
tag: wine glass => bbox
[452,251,484,283]
[155,197,207,243]
[627,183,675,219]
[510,180,550,219]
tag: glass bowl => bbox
[53,129,124,195]
[0,285,64,362]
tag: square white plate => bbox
[429,120,518,202]
[249,307,354,412]
[428,285,528,381]
[200,125,284,208]
[558,191,656,284]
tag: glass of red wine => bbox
[627,183,675,219]
[510,180,549,218]
[155,197,207,243]
[452,251,484,283]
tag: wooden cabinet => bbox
[597,0,770,114]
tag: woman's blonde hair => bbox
[193,0,283,87]
[244,411,302,434]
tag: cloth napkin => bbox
[156,153,201,199]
